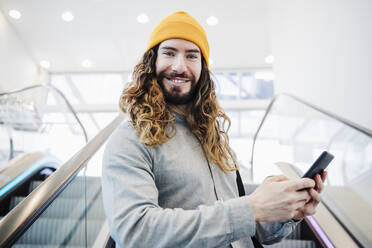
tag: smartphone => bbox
[302,151,334,179]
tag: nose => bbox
[171,55,187,74]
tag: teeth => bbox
[171,79,186,83]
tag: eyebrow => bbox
[160,46,200,54]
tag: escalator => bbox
[0,153,107,247]
[0,153,60,219]
[12,176,104,247]
[0,94,370,247]
[0,114,123,247]
[0,84,108,247]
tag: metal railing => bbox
[250,93,371,178]
[0,84,88,143]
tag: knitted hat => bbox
[146,11,210,67]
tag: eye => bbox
[163,51,174,57]
[187,54,198,59]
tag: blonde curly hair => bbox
[119,45,238,172]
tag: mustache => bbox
[159,71,192,80]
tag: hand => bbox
[292,171,327,220]
[248,175,315,222]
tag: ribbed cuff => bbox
[290,218,303,223]
[225,196,256,242]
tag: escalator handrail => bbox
[0,114,124,247]
[250,93,371,176]
[0,84,88,143]
[0,152,60,198]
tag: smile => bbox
[166,77,190,86]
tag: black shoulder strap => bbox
[236,171,264,248]
[236,170,246,197]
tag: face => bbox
[155,39,202,105]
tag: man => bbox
[102,11,326,248]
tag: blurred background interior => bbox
[0,0,371,247]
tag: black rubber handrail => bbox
[0,114,124,247]
[0,84,88,143]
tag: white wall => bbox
[271,0,372,130]
[0,10,39,92]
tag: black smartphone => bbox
[302,151,334,179]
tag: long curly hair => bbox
[120,45,238,172]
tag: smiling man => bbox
[102,11,326,248]
[156,39,200,105]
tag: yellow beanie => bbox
[146,11,210,68]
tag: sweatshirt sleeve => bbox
[255,217,302,244]
[101,123,256,248]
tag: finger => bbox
[313,174,319,191]
[287,178,315,191]
[316,174,324,193]
[295,190,311,202]
[314,174,320,191]
[303,205,316,216]
[309,188,322,203]
[270,175,288,182]
[293,200,307,212]
[295,205,305,212]
[304,201,318,214]
[321,170,327,182]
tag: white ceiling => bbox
[0,0,272,73]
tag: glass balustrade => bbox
[252,94,371,247]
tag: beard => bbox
[156,71,198,105]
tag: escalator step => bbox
[42,197,105,219]
[10,195,105,219]
[15,218,102,246]
[28,177,102,198]
[28,180,43,192]
[9,196,25,209]
[264,239,316,248]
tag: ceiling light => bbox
[61,11,74,22]
[82,59,92,68]
[8,9,22,20]
[137,13,149,24]
[206,16,218,26]
[40,60,50,69]
[265,55,275,64]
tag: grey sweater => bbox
[102,113,299,248]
